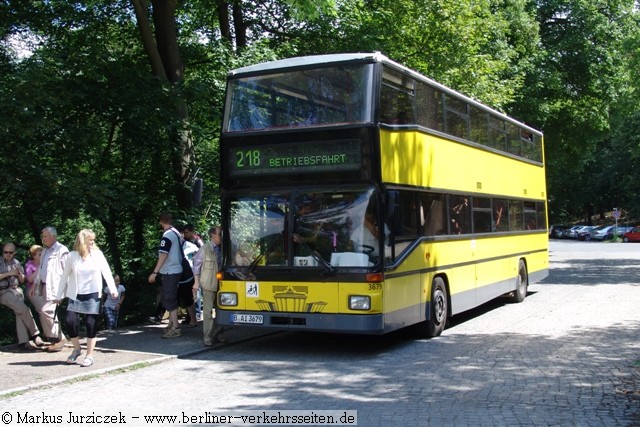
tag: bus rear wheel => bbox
[510,259,528,303]
[423,277,448,338]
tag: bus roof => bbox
[227,52,542,136]
[227,52,385,77]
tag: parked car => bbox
[576,226,597,240]
[565,225,588,239]
[604,226,634,240]
[549,224,570,239]
[623,227,640,242]
[588,225,615,241]
[589,225,631,241]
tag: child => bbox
[103,275,126,330]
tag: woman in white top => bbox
[55,229,118,367]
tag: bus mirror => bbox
[385,190,398,221]
[192,178,203,206]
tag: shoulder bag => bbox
[171,230,195,286]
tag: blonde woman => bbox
[55,229,118,367]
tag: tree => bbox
[513,0,638,222]
[295,0,540,110]
[131,0,196,211]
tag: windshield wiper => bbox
[247,233,284,275]
[294,237,335,273]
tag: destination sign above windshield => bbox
[228,139,362,177]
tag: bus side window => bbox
[509,200,524,231]
[380,67,415,125]
[523,201,537,230]
[420,193,447,236]
[493,199,509,232]
[472,197,492,233]
[449,195,471,234]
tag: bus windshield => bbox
[228,187,387,268]
[224,64,374,132]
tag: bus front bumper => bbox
[218,310,386,334]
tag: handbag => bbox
[172,230,195,286]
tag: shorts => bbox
[178,283,194,308]
[159,273,181,311]
[67,292,100,315]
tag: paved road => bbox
[0,241,639,426]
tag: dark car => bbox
[565,225,590,239]
[549,224,569,239]
[575,226,596,240]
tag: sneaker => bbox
[47,337,67,353]
[66,349,82,364]
[162,328,182,339]
[204,338,213,346]
[80,356,94,367]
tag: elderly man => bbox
[192,226,225,346]
[0,243,45,351]
[37,226,69,352]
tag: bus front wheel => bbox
[424,277,448,337]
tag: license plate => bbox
[232,314,264,325]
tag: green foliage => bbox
[296,0,540,110]
[593,113,640,219]
[514,0,639,222]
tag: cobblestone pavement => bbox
[0,241,639,426]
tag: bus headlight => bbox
[219,292,238,306]
[349,295,371,310]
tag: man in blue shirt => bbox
[148,212,183,339]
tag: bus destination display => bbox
[229,139,362,177]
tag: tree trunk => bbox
[218,0,232,45]
[131,0,167,81]
[131,0,195,211]
[232,1,247,49]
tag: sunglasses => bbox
[3,251,14,254]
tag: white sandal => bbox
[80,356,94,367]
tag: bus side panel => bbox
[384,240,478,327]
[382,274,421,331]
[388,234,548,320]
[473,237,520,303]
[423,240,477,315]
[380,130,547,200]
[468,233,549,307]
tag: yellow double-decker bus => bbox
[217,52,548,336]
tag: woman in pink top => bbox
[25,245,47,333]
